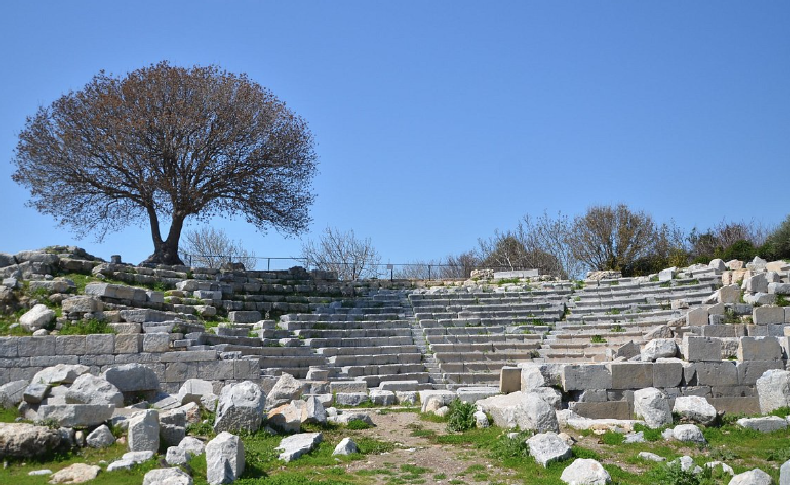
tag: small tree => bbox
[180,227,257,270]
[12,62,317,265]
[765,214,790,259]
[301,227,381,280]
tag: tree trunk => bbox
[142,209,186,266]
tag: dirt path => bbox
[341,411,520,484]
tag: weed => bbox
[59,318,114,335]
[446,399,476,433]
[346,419,372,430]
[590,335,607,344]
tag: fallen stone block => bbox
[36,404,114,428]
[214,381,266,434]
[633,387,671,428]
[276,432,322,462]
[206,432,245,485]
[0,423,61,458]
[560,458,611,485]
[526,432,572,467]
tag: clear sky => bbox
[1,1,788,268]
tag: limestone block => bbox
[500,366,521,393]
[0,337,19,358]
[31,364,89,385]
[61,296,103,314]
[686,308,708,327]
[142,468,192,485]
[143,333,170,353]
[329,381,368,394]
[49,463,101,484]
[658,268,675,282]
[301,396,327,425]
[746,274,769,294]
[562,364,612,391]
[266,373,303,410]
[0,380,27,407]
[688,362,738,386]
[65,373,123,407]
[276,432,322,462]
[526,432,572,467]
[84,334,114,355]
[633,387,671,428]
[335,392,369,407]
[160,409,187,447]
[332,437,359,456]
[709,259,727,273]
[641,339,677,362]
[609,363,653,390]
[729,469,772,485]
[379,380,418,391]
[213,381,266,434]
[756,369,790,413]
[682,336,721,362]
[55,336,87,355]
[395,391,418,405]
[102,363,160,392]
[653,361,683,388]
[737,361,784,386]
[369,390,396,406]
[737,416,788,433]
[476,391,559,433]
[227,311,261,323]
[673,424,706,443]
[0,423,61,458]
[178,436,206,456]
[114,333,143,354]
[673,396,717,425]
[128,409,160,453]
[20,304,55,333]
[36,404,114,427]
[738,336,782,361]
[86,424,115,448]
[560,458,611,485]
[754,307,785,325]
[205,432,245,485]
[769,283,790,295]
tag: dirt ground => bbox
[342,411,521,484]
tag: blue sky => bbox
[1,1,788,267]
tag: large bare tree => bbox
[11,62,317,265]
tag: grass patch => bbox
[59,318,114,335]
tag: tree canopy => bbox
[12,61,317,265]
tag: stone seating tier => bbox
[426,334,542,345]
[315,345,420,356]
[430,342,541,353]
[293,328,412,338]
[280,319,413,331]
[303,336,413,348]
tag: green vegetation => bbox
[590,335,607,344]
[446,399,476,432]
[59,318,114,335]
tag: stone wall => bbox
[0,334,259,393]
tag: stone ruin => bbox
[1,246,790,482]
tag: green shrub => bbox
[600,431,624,445]
[765,214,790,259]
[446,399,476,432]
[590,335,607,344]
[647,462,700,485]
[346,419,372,430]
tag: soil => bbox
[341,411,520,484]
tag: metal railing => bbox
[181,253,534,280]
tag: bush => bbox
[647,462,700,485]
[765,214,790,259]
[346,419,372,430]
[446,399,476,432]
[717,240,758,262]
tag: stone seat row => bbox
[279,319,412,332]
[425,333,542,345]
